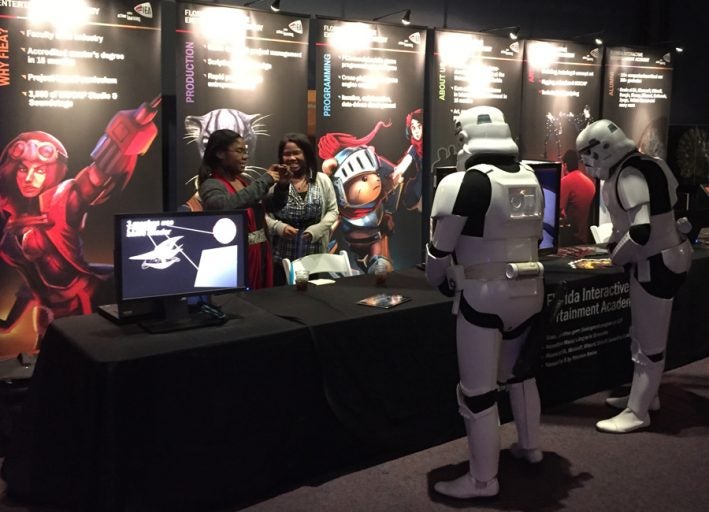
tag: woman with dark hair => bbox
[198,129,290,289]
[266,132,339,285]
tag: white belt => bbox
[462,261,543,280]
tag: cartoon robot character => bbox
[577,120,692,433]
[0,97,161,351]
[426,106,545,498]
[319,121,409,273]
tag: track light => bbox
[573,30,605,46]
[652,39,685,54]
[481,25,520,41]
[372,9,411,26]
[243,0,280,12]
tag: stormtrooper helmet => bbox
[454,106,518,172]
[576,120,636,180]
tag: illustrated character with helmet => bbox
[319,121,409,273]
[0,97,161,351]
[576,120,692,433]
[426,106,545,499]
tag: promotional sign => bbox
[602,46,673,159]
[315,19,426,272]
[538,272,632,405]
[429,29,524,173]
[520,40,603,162]
[175,3,309,204]
[0,1,162,358]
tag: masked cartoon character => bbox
[319,121,410,272]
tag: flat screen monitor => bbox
[522,160,562,255]
[431,162,560,255]
[114,210,248,332]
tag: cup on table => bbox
[294,269,309,291]
[374,259,388,286]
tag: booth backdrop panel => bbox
[175,3,309,204]
[428,29,524,172]
[602,46,673,160]
[314,18,427,271]
[519,40,602,162]
[0,1,162,358]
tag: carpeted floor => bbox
[236,356,709,512]
[2,357,708,512]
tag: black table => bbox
[3,248,709,511]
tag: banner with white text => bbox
[175,3,309,203]
[429,29,524,174]
[520,40,602,162]
[602,46,673,159]
[538,272,632,405]
[0,0,162,358]
[315,19,426,272]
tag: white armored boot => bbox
[434,387,500,499]
[606,393,660,411]
[596,350,665,433]
[507,378,543,463]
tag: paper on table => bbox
[309,278,336,285]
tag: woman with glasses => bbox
[198,129,291,289]
[266,133,339,286]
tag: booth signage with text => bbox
[429,29,524,173]
[520,39,602,162]
[0,0,162,357]
[175,3,309,204]
[315,18,427,271]
[602,46,673,159]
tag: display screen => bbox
[523,161,562,254]
[115,211,248,302]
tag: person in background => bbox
[266,133,339,286]
[577,120,692,433]
[426,106,545,499]
[198,129,290,289]
[559,149,596,245]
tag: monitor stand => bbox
[139,296,227,334]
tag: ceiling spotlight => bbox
[481,26,521,41]
[243,0,280,12]
[373,9,412,26]
[573,30,604,46]
[652,39,685,55]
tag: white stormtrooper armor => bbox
[426,106,545,499]
[577,120,693,433]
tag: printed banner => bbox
[315,19,426,272]
[429,29,524,174]
[175,3,309,204]
[538,272,632,405]
[602,46,673,159]
[520,40,603,162]
[0,1,162,358]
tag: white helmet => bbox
[331,146,379,208]
[454,106,518,172]
[576,120,636,180]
